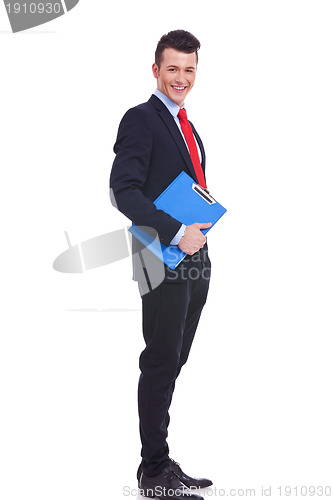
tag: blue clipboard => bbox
[129,171,227,270]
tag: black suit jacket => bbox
[110,94,210,283]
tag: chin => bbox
[171,93,187,106]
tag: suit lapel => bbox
[149,95,201,184]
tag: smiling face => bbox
[152,48,197,107]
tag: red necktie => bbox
[178,108,207,188]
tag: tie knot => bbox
[178,108,187,120]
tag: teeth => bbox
[173,86,185,90]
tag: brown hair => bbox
[155,30,201,68]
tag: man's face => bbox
[152,48,197,107]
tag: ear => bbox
[152,63,159,79]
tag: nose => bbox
[175,71,186,84]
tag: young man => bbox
[110,30,213,500]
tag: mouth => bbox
[171,85,187,93]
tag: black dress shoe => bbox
[139,464,204,500]
[137,459,213,490]
[169,458,213,488]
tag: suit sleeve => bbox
[110,107,182,246]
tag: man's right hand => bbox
[178,222,212,255]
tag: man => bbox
[110,30,213,500]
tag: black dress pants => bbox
[138,257,210,477]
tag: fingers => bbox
[178,236,200,255]
[178,236,205,255]
[178,222,212,255]
[195,222,212,229]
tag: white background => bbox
[1,1,332,499]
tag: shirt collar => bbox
[154,89,184,118]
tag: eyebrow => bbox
[166,65,196,70]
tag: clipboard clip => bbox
[192,183,216,205]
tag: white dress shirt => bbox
[153,89,203,245]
